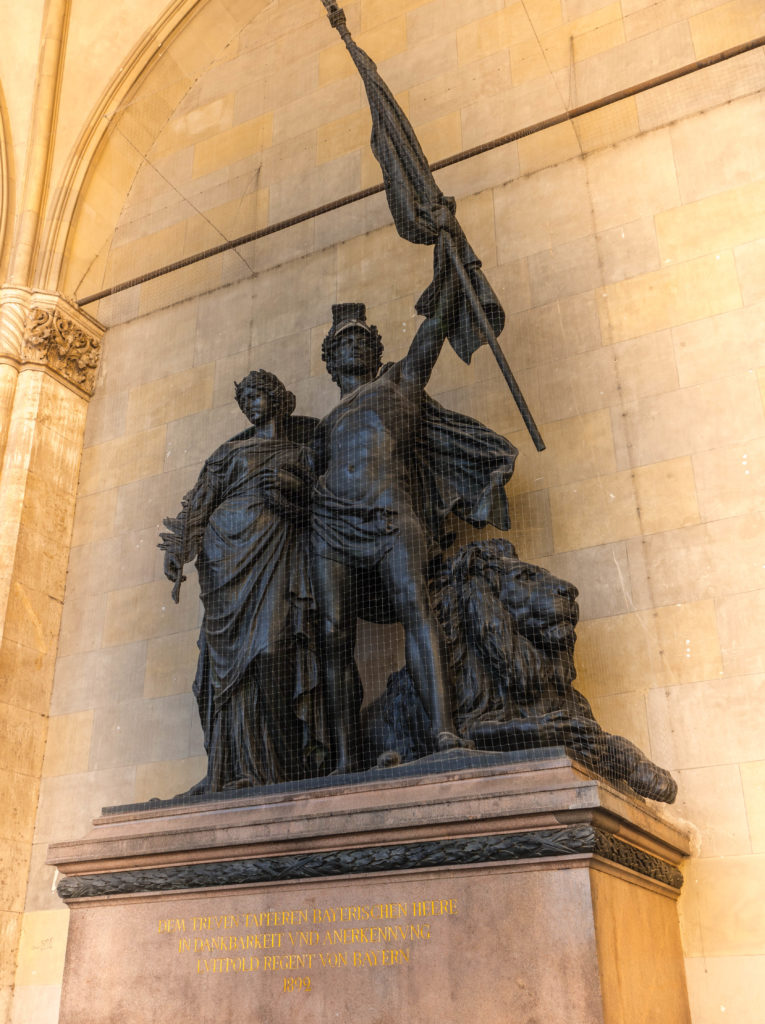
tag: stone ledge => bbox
[56,824,684,902]
[48,753,690,900]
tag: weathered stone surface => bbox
[49,757,692,1024]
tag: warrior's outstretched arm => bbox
[400,316,448,390]
[400,229,458,389]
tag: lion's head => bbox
[428,539,581,725]
[440,539,578,654]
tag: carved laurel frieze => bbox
[56,826,683,901]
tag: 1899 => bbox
[283,977,312,994]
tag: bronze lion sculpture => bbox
[362,539,677,803]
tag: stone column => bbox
[0,288,103,1022]
[0,287,29,463]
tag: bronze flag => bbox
[320,1,545,450]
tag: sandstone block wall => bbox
[7,2,765,1021]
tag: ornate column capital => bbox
[0,287,105,398]
[22,292,105,397]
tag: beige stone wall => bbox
[5,1,765,1022]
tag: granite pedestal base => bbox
[48,752,692,1024]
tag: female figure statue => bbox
[160,370,324,790]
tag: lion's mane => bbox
[432,540,575,730]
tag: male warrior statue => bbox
[312,290,518,772]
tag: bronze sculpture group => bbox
[160,302,677,803]
[159,0,676,804]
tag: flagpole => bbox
[442,234,545,451]
[319,0,341,19]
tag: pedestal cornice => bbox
[48,754,692,904]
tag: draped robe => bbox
[170,431,323,788]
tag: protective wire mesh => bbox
[70,0,755,812]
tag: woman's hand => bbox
[262,467,311,521]
[163,550,183,583]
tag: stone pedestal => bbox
[48,752,692,1023]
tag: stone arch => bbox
[40,0,273,297]
[0,77,14,282]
